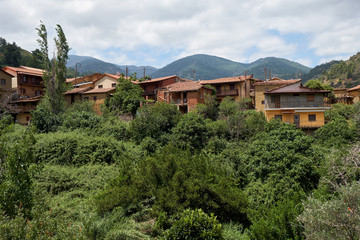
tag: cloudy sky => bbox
[1,0,359,68]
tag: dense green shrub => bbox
[31,101,63,133]
[171,112,208,150]
[61,110,102,131]
[315,116,357,147]
[130,102,181,143]
[34,132,128,165]
[95,146,249,224]
[161,209,223,240]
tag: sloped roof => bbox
[137,75,189,84]
[10,95,42,103]
[162,81,212,93]
[64,87,92,95]
[265,82,331,94]
[3,66,44,77]
[82,87,116,94]
[255,78,301,86]
[347,85,360,92]
[200,75,254,85]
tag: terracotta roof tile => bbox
[200,75,254,85]
[162,81,210,92]
[3,66,44,76]
[347,85,360,92]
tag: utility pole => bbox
[264,68,267,81]
[193,69,196,81]
[143,67,145,80]
[126,67,128,79]
[74,62,81,86]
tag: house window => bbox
[0,79,6,85]
[112,83,116,88]
[93,96,97,101]
[308,114,316,122]
[293,94,299,96]
[98,85,103,89]
[216,86,221,93]
[307,94,314,102]
[23,76,27,83]
[229,84,235,90]
[274,115,282,121]
[21,88,26,94]
[35,90,42,96]
[261,100,265,104]
[26,116,30,122]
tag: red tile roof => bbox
[82,87,116,94]
[3,66,44,77]
[162,81,211,93]
[347,85,360,92]
[200,75,254,85]
[265,82,331,94]
[255,78,301,86]
[10,96,42,103]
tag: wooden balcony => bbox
[8,104,36,113]
[142,90,155,96]
[216,89,238,97]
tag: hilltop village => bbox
[1,65,358,130]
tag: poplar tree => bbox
[36,22,69,115]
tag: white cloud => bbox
[0,0,359,67]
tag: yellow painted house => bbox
[264,82,331,129]
[254,78,301,112]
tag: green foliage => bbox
[33,132,130,165]
[161,208,223,240]
[299,181,360,240]
[249,197,304,240]
[325,103,356,120]
[130,102,181,143]
[36,22,69,115]
[31,101,63,133]
[171,112,208,150]
[105,74,144,116]
[95,146,249,224]
[244,121,321,208]
[304,79,333,90]
[196,92,219,120]
[0,129,35,218]
[61,109,102,131]
[315,116,357,147]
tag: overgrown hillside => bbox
[313,52,360,88]
[302,60,340,83]
[151,54,311,80]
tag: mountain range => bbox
[67,54,311,80]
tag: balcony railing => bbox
[216,89,238,97]
[8,104,36,113]
[266,101,331,109]
[173,98,187,105]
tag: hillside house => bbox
[200,75,260,103]
[330,88,353,104]
[66,73,120,89]
[2,66,45,125]
[347,85,360,103]
[137,75,190,104]
[264,81,331,129]
[254,78,301,112]
[0,69,13,93]
[157,81,213,113]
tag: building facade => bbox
[264,82,331,129]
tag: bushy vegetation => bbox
[2,82,360,239]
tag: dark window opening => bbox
[308,114,316,121]
[274,115,282,121]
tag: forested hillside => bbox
[151,54,311,80]
[312,52,360,88]
[0,37,42,69]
